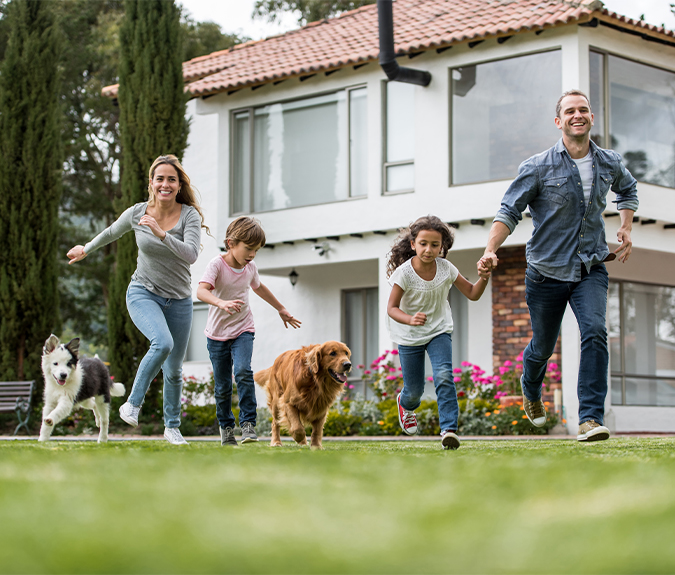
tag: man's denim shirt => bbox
[494,138,639,282]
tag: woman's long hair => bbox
[147,154,211,236]
[386,215,454,277]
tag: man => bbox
[479,90,638,442]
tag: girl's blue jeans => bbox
[125,281,193,428]
[207,333,257,430]
[397,332,458,433]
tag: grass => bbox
[1,438,675,574]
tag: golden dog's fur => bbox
[255,341,352,449]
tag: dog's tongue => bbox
[57,379,67,386]
[336,372,347,383]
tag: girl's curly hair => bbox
[386,215,454,277]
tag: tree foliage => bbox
[182,16,248,61]
[253,0,375,25]
[0,0,63,381]
[109,0,189,390]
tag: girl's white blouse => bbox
[387,257,459,346]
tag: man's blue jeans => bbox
[126,281,193,428]
[207,332,257,430]
[397,332,458,433]
[523,263,609,425]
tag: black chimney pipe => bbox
[377,0,431,87]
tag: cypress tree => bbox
[0,0,63,384]
[109,0,188,394]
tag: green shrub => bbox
[322,411,362,437]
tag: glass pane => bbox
[623,282,675,377]
[452,50,562,184]
[611,376,623,406]
[589,51,605,148]
[449,286,468,367]
[232,112,250,214]
[625,377,675,407]
[349,87,368,197]
[386,81,415,162]
[344,291,365,369]
[252,92,348,211]
[608,282,621,372]
[386,163,414,192]
[365,287,379,367]
[608,55,675,188]
[186,306,209,362]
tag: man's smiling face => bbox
[555,94,594,139]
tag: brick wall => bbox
[491,246,561,374]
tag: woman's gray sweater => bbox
[84,202,201,299]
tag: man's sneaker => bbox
[441,430,460,450]
[522,391,547,427]
[119,402,140,427]
[164,427,188,445]
[396,392,418,435]
[220,426,238,446]
[240,422,258,444]
[577,420,610,442]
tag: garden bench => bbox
[0,381,34,435]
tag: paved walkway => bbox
[2,433,672,442]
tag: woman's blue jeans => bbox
[523,263,609,425]
[126,281,193,428]
[207,332,257,430]
[397,332,458,433]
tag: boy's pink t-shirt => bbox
[200,255,261,341]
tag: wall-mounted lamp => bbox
[289,269,299,287]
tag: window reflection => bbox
[451,51,562,185]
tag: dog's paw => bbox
[270,441,283,447]
[43,418,54,427]
[310,444,324,451]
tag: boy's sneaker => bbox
[220,426,238,446]
[522,390,547,428]
[396,392,418,435]
[119,402,140,427]
[240,422,258,443]
[441,430,460,450]
[577,420,610,442]
[164,427,189,445]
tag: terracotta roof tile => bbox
[102,0,675,99]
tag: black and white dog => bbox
[39,334,125,443]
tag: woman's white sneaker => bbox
[119,402,140,427]
[164,427,189,445]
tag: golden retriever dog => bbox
[255,341,352,449]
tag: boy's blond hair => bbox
[225,216,266,250]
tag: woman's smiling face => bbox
[150,164,180,204]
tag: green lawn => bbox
[1,438,674,574]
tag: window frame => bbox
[448,47,562,187]
[229,84,368,216]
[609,278,675,407]
[382,79,415,196]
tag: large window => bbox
[451,50,562,185]
[232,86,367,214]
[343,288,379,398]
[608,281,675,406]
[384,81,415,193]
[590,51,675,189]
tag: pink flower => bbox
[382,392,388,397]
[499,366,509,375]
[454,376,461,383]
[389,367,397,372]
[504,360,513,367]
[357,364,364,369]
[461,361,472,367]
[182,412,187,417]
[427,376,433,382]
[453,368,462,374]
[495,391,507,399]
[549,363,559,371]
[516,353,524,361]
[391,350,399,355]
[349,385,354,389]
[364,370,371,375]
[386,375,396,380]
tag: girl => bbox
[197,216,301,446]
[386,215,490,449]
[67,154,209,446]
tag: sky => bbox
[178,0,675,41]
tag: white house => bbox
[110,0,675,433]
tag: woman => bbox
[68,155,208,445]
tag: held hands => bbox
[67,245,87,264]
[478,251,499,277]
[139,214,166,240]
[279,308,301,329]
[409,312,427,326]
[217,299,245,315]
[614,226,633,263]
